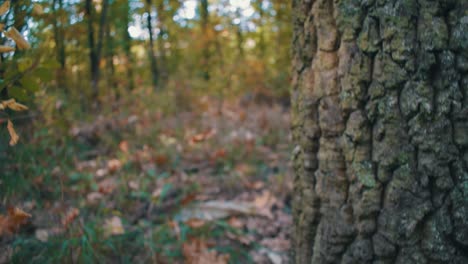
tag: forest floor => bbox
[1,94,293,264]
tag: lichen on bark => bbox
[291,0,468,263]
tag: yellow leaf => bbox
[0,1,10,16]
[4,27,30,50]
[7,120,19,146]
[0,45,14,53]
[1,99,28,111]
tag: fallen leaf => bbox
[62,208,79,229]
[87,192,103,203]
[244,180,264,190]
[180,193,198,206]
[95,168,108,178]
[185,218,206,228]
[227,217,244,228]
[128,180,139,190]
[119,140,129,153]
[154,154,169,167]
[210,148,227,162]
[254,190,276,218]
[107,159,122,173]
[98,178,117,194]
[182,238,229,264]
[104,216,124,236]
[0,207,31,236]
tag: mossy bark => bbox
[291,0,468,263]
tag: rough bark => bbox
[291,0,468,263]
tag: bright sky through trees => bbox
[128,0,255,39]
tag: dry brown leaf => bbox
[4,27,30,50]
[0,207,31,236]
[244,180,264,190]
[7,120,19,146]
[118,140,129,153]
[182,238,229,264]
[0,1,10,16]
[1,99,28,111]
[254,190,276,219]
[188,129,216,145]
[154,154,169,166]
[210,148,227,162]
[0,45,14,53]
[98,178,117,194]
[62,208,79,229]
[227,217,244,228]
[226,231,254,246]
[185,218,206,228]
[107,159,122,173]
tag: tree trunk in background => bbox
[200,0,210,80]
[53,0,66,70]
[254,0,266,59]
[85,0,97,98]
[156,0,168,83]
[52,0,67,90]
[234,13,244,59]
[105,15,116,95]
[86,0,109,100]
[146,0,159,90]
[291,0,468,263]
[123,0,134,90]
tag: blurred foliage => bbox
[0,0,292,262]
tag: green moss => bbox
[353,161,376,187]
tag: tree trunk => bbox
[200,0,210,80]
[52,0,67,90]
[123,0,134,91]
[105,14,116,96]
[52,0,66,70]
[291,0,468,263]
[156,0,168,83]
[146,0,159,90]
[86,0,109,100]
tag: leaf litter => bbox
[2,98,293,263]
